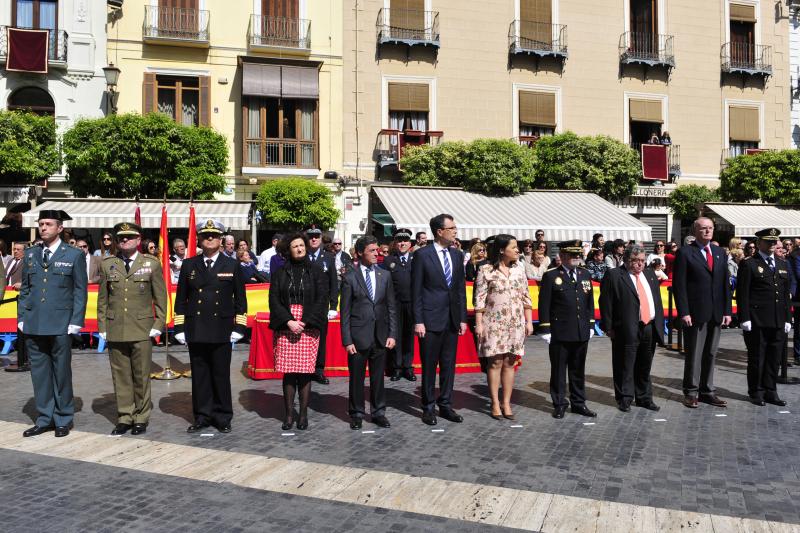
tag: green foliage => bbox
[400,141,468,187]
[719,150,800,204]
[255,178,340,230]
[667,184,719,221]
[62,113,228,199]
[0,110,59,185]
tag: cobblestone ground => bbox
[1,329,800,530]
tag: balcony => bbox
[0,26,68,65]
[632,143,681,180]
[248,14,310,52]
[377,129,443,169]
[143,6,209,47]
[721,42,771,77]
[516,135,544,147]
[619,32,674,68]
[508,21,567,59]
[377,8,440,48]
[244,139,318,170]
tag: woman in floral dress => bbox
[474,235,533,420]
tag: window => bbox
[629,98,663,148]
[519,91,556,140]
[7,86,54,116]
[388,82,429,132]
[630,0,658,54]
[729,105,760,156]
[142,73,210,127]
[13,0,57,30]
[519,0,552,48]
[729,3,756,65]
[243,97,318,168]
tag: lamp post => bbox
[102,63,121,115]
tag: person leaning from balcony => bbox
[237,250,267,284]
[649,133,661,145]
[474,235,533,421]
[465,242,488,282]
[585,248,608,282]
[269,232,329,431]
[660,131,672,145]
[94,231,115,257]
[605,239,626,269]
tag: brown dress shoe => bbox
[700,394,727,407]
[682,396,699,408]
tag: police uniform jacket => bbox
[309,248,339,311]
[537,266,595,342]
[381,253,413,303]
[173,254,247,343]
[97,253,168,342]
[736,254,791,329]
[18,242,87,336]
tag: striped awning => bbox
[22,199,252,230]
[371,186,652,242]
[704,203,800,238]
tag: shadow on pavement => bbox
[158,391,194,423]
[238,389,284,423]
[91,392,118,425]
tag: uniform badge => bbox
[555,277,563,285]
[217,272,233,278]
[189,270,197,280]
[758,266,764,274]
[581,280,591,293]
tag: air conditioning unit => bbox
[108,0,123,8]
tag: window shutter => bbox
[629,99,663,123]
[730,4,757,22]
[729,106,760,142]
[199,75,211,126]
[390,0,425,30]
[519,91,556,127]
[388,82,429,112]
[520,0,552,23]
[142,73,157,114]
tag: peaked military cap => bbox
[754,228,781,241]
[304,224,323,236]
[113,222,142,237]
[197,219,225,235]
[393,228,413,240]
[557,239,583,254]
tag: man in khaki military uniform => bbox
[97,222,167,436]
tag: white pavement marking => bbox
[779,411,791,414]
[510,424,523,428]
[0,420,794,532]
[583,422,595,426]
[431,429,444,432]
[361,430,375,434]
[654,419,667,422]
[715,414,728,417]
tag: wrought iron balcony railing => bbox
[508,21,567,59]
[377,8,440,47]
[721,42,771,76]
[377,129,443,168]
[143,6,209,44]
[248,14,310,50]
[0,26,68,64]
[244,138,318,169]
[631,142,681,178]
[619,32,674,68]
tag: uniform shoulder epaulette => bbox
[545,266,558,272]
[103,254,118,261]
[142,253,159,261]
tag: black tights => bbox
[282,373,312,421]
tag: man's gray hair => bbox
[623,243,647,261]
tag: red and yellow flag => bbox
[186,202,197,258]
[158,204,173,323]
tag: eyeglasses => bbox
[103,237,112,241]
[78,245,88,249]
[202,235,219,241]
[441,226,457,231]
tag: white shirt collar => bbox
[759,251,775,262]
[360,263,375,273]
[202,252,220,264]
[44,238,61,256]
[433,242,448,254]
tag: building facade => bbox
[343,0,792,243]
[790,1,800,148]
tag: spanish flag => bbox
[158,204,173,323]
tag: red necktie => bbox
[705,245,713,271]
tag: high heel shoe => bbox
[501,406,515,421]
[296,417,309,430]
[490,403,502,420]
[281,417,294,431]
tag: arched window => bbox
[7,87,55,116]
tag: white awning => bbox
[705,203,800,238]
[371,186,652,242]
[22,199,252,230]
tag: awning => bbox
[704,203,800,238]
[22,199,252,230]
[371,186,652,242]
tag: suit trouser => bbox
[419,327,458,413]
[682,321,721,396]
[390,301,414,372]
[315,320,328,373]
[744,326,784,400]
[15,328,28,367]
[108,340,153,425]
[611,322,656,403]
[348,344,387,418]
[793,307,800,360]
[26,334,74,427]
[549,340,588,408]
[188,342,233,427]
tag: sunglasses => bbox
[103,237,112,241]
[78,244,88,249]
[202,235,220,241]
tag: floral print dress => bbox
[474,263,533,358]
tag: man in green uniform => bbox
[97,222,168,436]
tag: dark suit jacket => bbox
[87,254,102,284]
[599,266,665,345]
[5,256,22,286]
[672,242,732,323]
[310,249,339,311]
[537,266,594,342]
[340,266,398,351]
[268,260,329,332]
[411,244,467,332]
[736,254,792,328]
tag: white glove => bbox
[174,332,186,344]
[149,329,161,338]
[17,322,23,332]
[741,321,752,332]
[327,310,338,320]
[230,331,244,343]
[541,333,552,345]
[99,332,106,341]
[785,322,792,334]
[589,330,595,339]
[67,324,82,335]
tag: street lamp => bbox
[102,63,121,115]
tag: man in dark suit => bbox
[599,243,664,412]
[341,236,398,429]
[5,241,28,373]
[380,228,416,381]
[737,228,792,406]
[174,219,247,434]
[306,225,339,384]
[412,214,468,425]
[672,217,732,409]
[538,240,597,419]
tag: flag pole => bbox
[181,195,195,379]
[152,195,182,380]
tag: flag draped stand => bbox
[180,201,196,379]
[151,201,182,380]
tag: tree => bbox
[719,150,800,204]
[0,110,59,185]
[255,178,340,230]
[62,113,228,199]
[400,141,469,188]
[667,184,719,222]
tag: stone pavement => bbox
[1,330,800,532]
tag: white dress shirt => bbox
[43,238,61,260]
[628,270,656,322]
[6,257,19,284]
[432,242,451,275]
[360,263,376,300]
[202,252,220,269]
[258,247,277,273]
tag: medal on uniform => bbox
[582,280,591,293]
[555,277,563,285]
[758,266,764,273]
[189,269,197,280]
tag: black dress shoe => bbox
[373,416,391,428]
[617,401,631,412]
[296,417,309,430]
[312,372,330,385]
[111,423,132,436]
[55,424,72,438]
[282,417,294,431]
[23,425,53,437]
[635,401,661,412]
[131,423,147,435]
[350,418,363,430]
[217,425,232,434]
[403,371,417,382]
[389,371,401,382]
[750,398,766,406]
[439,408,463,423]
[187,423,211,434]
[552,406,567,419]
[422,412,437,425]
[765,398,787,407]
[571,405,597,418]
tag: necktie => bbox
[442,249,452,287]
[767,256,775,271]
[6,259,16,283]
[400,256,407,267]
[310,253,316,263]
[569,270,576,283]
[124,257,131,273]
[705,245,713,271]
[43,248,51,265]
[206,258,213,269]
[365,267,374,301]
[636,274,653,323]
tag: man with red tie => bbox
[673,217,732,409]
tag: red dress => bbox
[273,304,320,373]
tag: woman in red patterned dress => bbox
[269,233,329,430]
